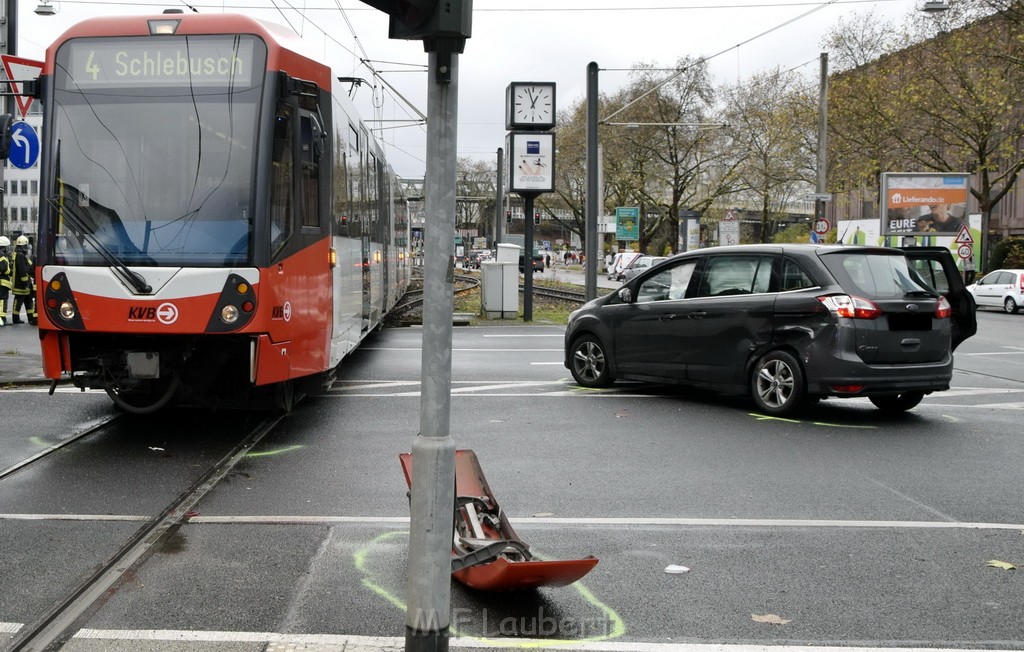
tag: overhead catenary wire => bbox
[602,0,841,124]
[46,0,909,9]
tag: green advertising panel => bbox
[616,207,640,240]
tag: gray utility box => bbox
[481,262,518,319]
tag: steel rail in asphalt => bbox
[0,416,122,481]
[6,415,285,652]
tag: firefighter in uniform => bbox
[10,235,36,325]
[0,236,11,326]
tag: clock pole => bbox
[522,191,537,321]
[505,82,556,323]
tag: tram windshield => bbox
[46,34,268,267]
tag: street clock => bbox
[505,82,556,130]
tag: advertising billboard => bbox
[507,132,555,193]
[880,172,970,237]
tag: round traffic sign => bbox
[957,244,972,259]
[814,218,831,235]
[7,121,39,170]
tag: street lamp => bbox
[34,2,56,16]
[922,1,949,12]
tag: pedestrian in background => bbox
[10,236,36,325]
[0,236,11,326]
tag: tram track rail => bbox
[6,415,284,652]
[0,416,122,482]
[391,273,589,322]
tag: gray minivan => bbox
[564,244,976,416]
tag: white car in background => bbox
[607,252,643,280]
[967,268,1024,313]
[621,255,667,282]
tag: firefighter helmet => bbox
[15,235,29,246]
[0,236,10,247]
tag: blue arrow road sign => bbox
[8,121,40,170]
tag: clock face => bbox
[507,83,555,129]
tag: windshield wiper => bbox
[903,289,938,298]
[46,196,153,295]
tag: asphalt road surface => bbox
[0,311,1022,651]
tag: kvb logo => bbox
[127,302,179,324]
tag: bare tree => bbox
[725,68,817,242]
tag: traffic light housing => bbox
[506,210,512,224]
[357,1,472,46]
[534,212,541,226]
[0,114,12,160]
[357,0,471,82]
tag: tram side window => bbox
[300,114,321,228]
[350,125,362,233]
[334,130,348,238]
[270,105,294,251]
[368,151,378,235]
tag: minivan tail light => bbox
[935,296,952,319]
[818,294,882,319]
[1019,273,1024,292]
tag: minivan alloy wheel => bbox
[570,334,613,388]
[751,350,805,417]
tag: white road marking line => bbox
[960,351,1024,356]
[324,390,1024,406]
[931,387,1024,397]
[482,334,564,338]
[0,514,150,521]
[0,622,21,634]
[324,392,660,398]
[451,381,567,393]
[58,627,1024,651]
[13,514,1009,530]
[361,347,562,352]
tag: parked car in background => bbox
[607,252,643,280]
[967,268,1024,313]
[621,256,667,283]
[519,252,545,273]
[565,244,976,416]
[463,250,493,269]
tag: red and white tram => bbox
[35,12,411,412]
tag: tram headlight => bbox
[221,304,239,324]
[59,301,77,320]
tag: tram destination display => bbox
[58,35,262,88]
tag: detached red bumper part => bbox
[400,449,598,591]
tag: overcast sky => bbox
[15,0,928,179]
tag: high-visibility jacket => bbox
[0,251,11,290]
[11,250,33,296]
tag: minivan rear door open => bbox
[902,247,978,351]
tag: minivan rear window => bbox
[820,252,935,299]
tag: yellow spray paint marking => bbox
[749,413,801,424]
[30,437,52,448]
[748,413,878,429]
[244,445,304,458]
[354,531,626,646]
